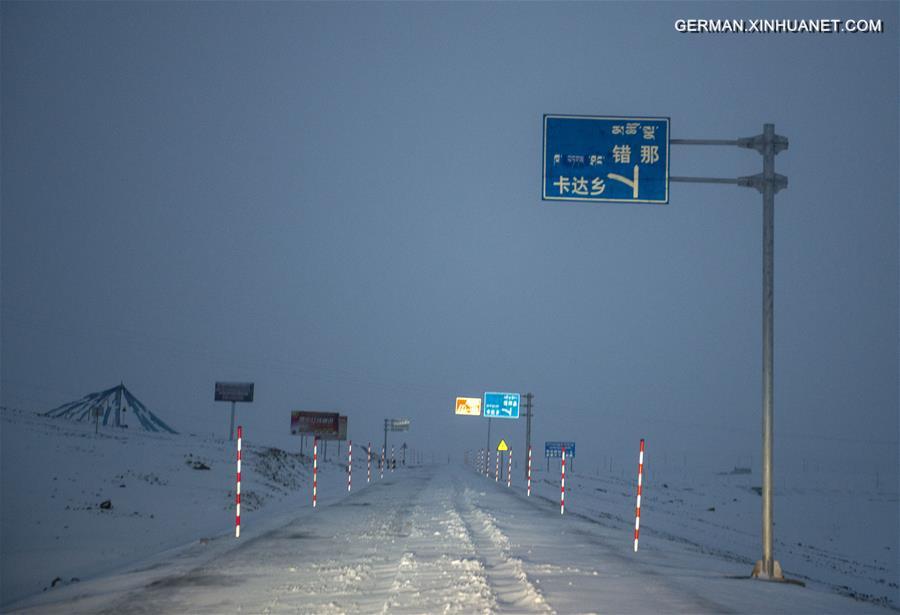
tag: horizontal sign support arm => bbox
[671,174,788,193]
[670,138,740,146]
[670,176,741,185]
[671,134,788,153]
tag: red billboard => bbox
[320,415,347,441]
[290,411,340,435]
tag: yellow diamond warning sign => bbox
[497,439,509,452]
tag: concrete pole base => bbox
[751,559,784,581]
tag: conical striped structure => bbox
[43,383,178,434]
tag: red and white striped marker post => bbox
[367,442,371,483]
[348,440,352,492]
[527,445,532,497]
[507,448,512,488]
[495,450,500,482]
[380,445,385,479]
[313,436,318,508]
[235,425,242,538]
[560,446,566,515]
[634,438,645,552]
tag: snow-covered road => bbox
[10,464,888,613]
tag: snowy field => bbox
[1,407,897,613]
[0,407,361,608]
[521,458,898,610]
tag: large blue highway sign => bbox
[545,441,576,458]
[483,392,520,419]
[543,115,670,204]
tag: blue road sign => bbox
[545,441,576,458]
[543,115,670,204]
[483,392,520,419]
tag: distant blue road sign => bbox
[545,441,576,458]
[483,392,520,419]
[543,115,670,204]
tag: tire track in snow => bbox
[378,477,495,613]
[454,481,553,614]
[259,469,496,614]
[259,480,425,614]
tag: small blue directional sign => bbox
[543,115,670,204]
[483,392,520,419]
[545,441,576,458]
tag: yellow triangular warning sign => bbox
[497,439,508,452]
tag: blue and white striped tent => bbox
[43,383,177,434]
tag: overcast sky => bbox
[2,2,897,481]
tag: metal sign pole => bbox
[485,418,492,476]
[216,383,254,441]
[523,393,533,481]
[670,124,788,581]
[383,419,388,467]
[759,123,779,580]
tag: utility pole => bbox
[522,393,533,481]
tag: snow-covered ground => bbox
[1,407,897,613]
[0,407,363,608]
[522,459,898,610]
